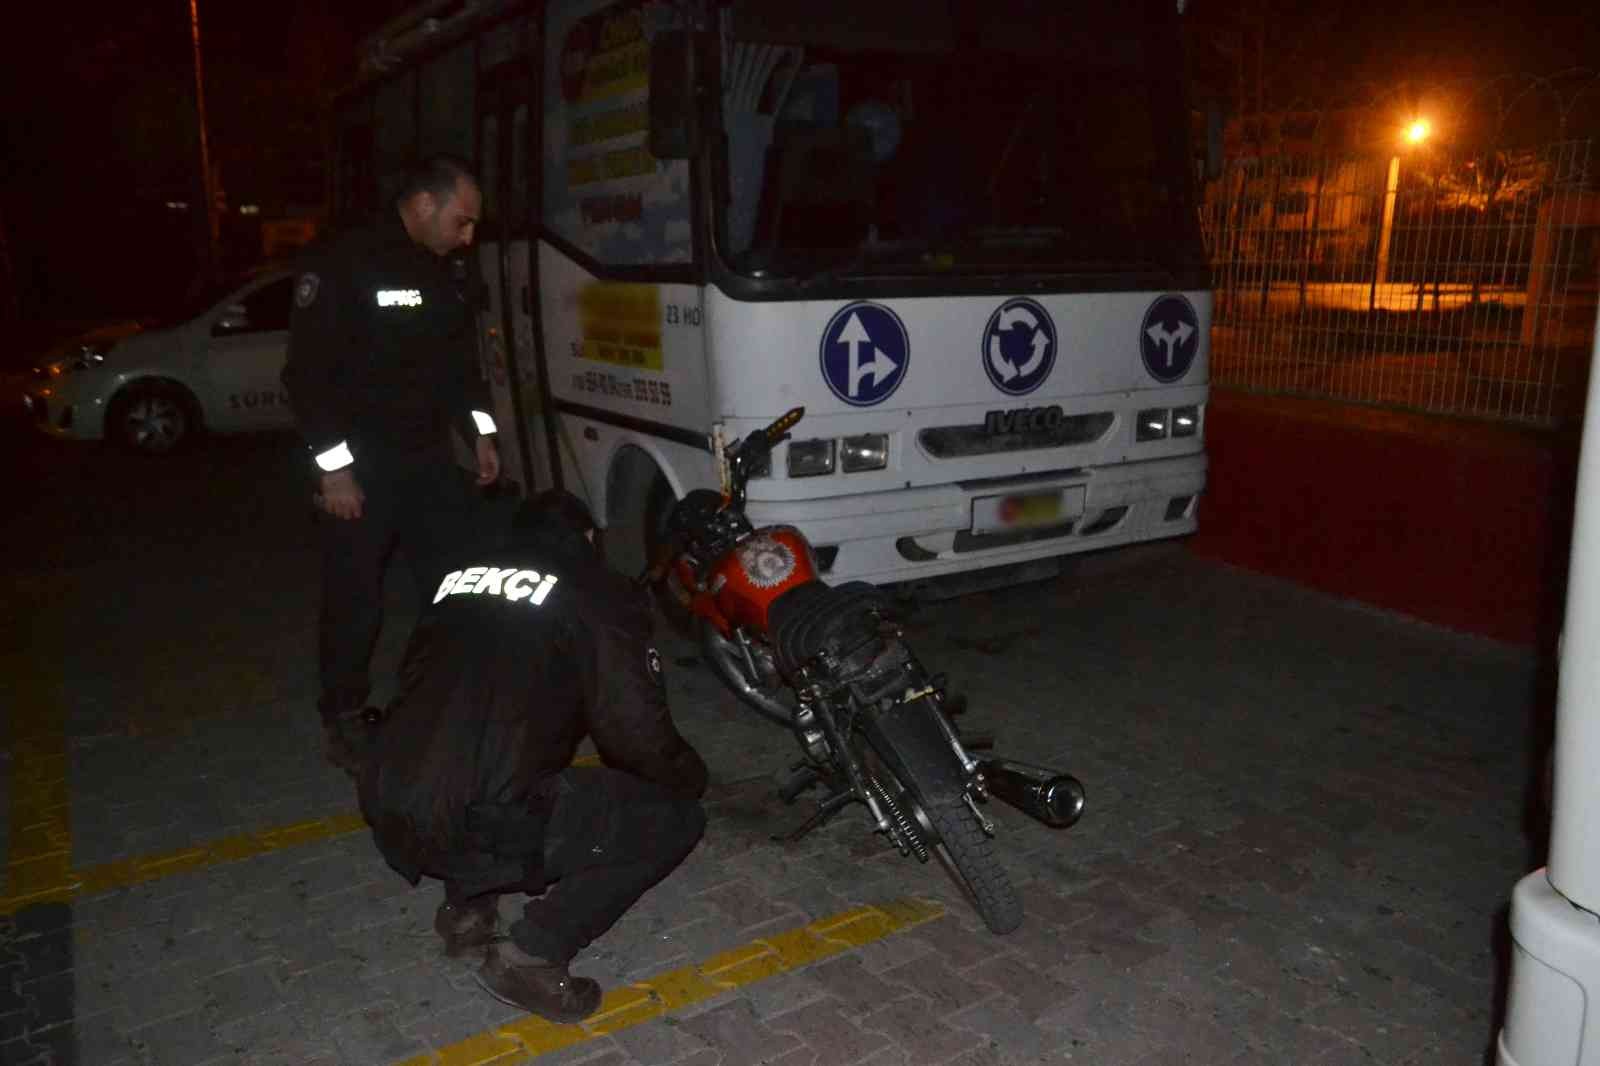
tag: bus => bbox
[329,0,1213,589]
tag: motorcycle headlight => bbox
[1171,405,1200,438]
[840,433,889,472]
[786,438,835,478]
[1135,408,1169,442]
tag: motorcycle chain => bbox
[868,772,929,862]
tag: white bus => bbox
[330,0,1213,590]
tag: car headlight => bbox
[840,433,888,472]
[786,438,836,478]
[72,347,109,371]
[1135,408,1169,442]
[44,344,113,376]
[1171,405,1199,438]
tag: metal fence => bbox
[1202,75,1600,425]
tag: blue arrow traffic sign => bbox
[819,301,909,407]
[1139,294,1201,384]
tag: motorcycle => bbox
[645,406,1085,935]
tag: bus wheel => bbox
[643,473,693,634]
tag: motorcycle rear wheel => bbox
[863,739,1022,935]
[920,790,1023,935]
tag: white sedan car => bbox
[22,269,297,454]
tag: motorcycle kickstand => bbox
[771,790,854,845]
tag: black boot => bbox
[476,942,602,1023]
[435,896,500,958]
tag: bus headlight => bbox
[840,434,888,472]
[787,438,836,478]
[1136,408,1169,441]
[1171,405,1199,438]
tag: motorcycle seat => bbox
[769,580,895,677]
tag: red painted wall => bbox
[1188,388,1579,647]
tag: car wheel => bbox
[108,381,194,455]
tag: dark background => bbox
[0,0,1595,356]
[0,0,411,344]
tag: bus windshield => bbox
[716,0,1203,281]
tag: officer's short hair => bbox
[509,490,596,557]
[395,154,478,208]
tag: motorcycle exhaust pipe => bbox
[978,759,1085,828]
[698,619,794,728]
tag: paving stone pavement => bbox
[1,436,1543,1066]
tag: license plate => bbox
[971,487,1085,534]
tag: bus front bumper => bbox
[744,453,1207,587]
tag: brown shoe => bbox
[476,942,602,1023]
[434,897,500,958]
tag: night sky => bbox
[0,0,411,330]
[1,0,1594,334]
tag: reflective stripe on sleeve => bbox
[471,410,497,435]
[313,440,355,472]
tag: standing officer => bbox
[282,153,501,773]
[358,490,708,1023]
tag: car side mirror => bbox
[648,30,701,160]
[212,305,250,336]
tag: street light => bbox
[1374,116,1432,298]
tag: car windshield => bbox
[716,0,1202,280]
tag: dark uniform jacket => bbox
[281,211,493,468]
[356,530,709,899]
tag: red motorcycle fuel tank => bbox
[710,526,819,633]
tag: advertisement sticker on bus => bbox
[543,0,691,266]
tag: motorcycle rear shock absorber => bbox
[868,773,929,861]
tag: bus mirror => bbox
[649,31,701,160]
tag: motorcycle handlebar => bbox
[727,407,805,493]
[638,407,808,587]
[763,406,805,445]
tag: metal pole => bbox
[189,0,220,281]
[1370,154,1400,312]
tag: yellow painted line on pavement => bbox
[394,897,946,1066]
[0,752,606,914]
[4,677,74,911]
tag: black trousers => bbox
[449,767,706,964]
[317,456,481,717]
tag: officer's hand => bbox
[475,435,500,486]
[318,469,365,520]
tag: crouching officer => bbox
[282,153,502,773]
[356,490,708,1023]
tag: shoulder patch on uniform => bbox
[646,646,663,686]
[295,273,320,308]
